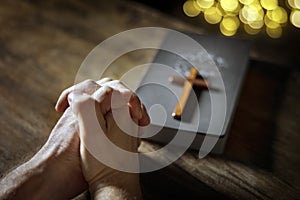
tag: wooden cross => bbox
[171,67,209,120]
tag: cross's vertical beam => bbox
[172,67,198,120]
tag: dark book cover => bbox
[136,32,250,154]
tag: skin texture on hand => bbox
[56,79,150,199]
[0,78,150,200]
[0,108,87,200]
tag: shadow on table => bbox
[222,60,291,171]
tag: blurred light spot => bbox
[294,0,300,8]
[224,2,241,16]
[223,16,240,31]
[264,14,280,28]
[288,0,295,8]
[220,16,239,36]
[204,6,223,24]
[183,0,201,17]
[220,0,239,12]
[196,0,215,9]
[260,0,278,10]
[267,7,288,24]
[288,0,300,9]
[290,10,300,28]
[193,1,204,11]
[239,9,248,24]
[266,26,282,38]
[220,23,237,36]
[242,4,259,22]
[181,0,293,38]
[244,24,261,34]
[239,0,254,5]
[249,19,264,29]
[216,2,227,16]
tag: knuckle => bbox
[84,79,96,86]
[74,96,93,110]
[102,77,113,81]
[112,80,121,84]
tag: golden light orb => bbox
[183,1,201,17]
[266,26,282,38]
[267,7,288,24]
[204,6,223,24]
[264,14,280,28]
[224,2,241,16]
[290,10,300,28]
[220,16,240,36]
[288,0,300,9]
[293,0,300,8]
[239,9,249,24]
[260,0,278,10]
[196,0,215,9]
[239,0,254,5]
[253,2,265,21]
[288,0,296,8]
[216,2,227,16]
[193,1,204,11]
[220,23,237,36]
[244,24,261,34]
[249,19,264,29]
[242,4,260,22]
[220,0,239,12]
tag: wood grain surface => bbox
[0,0,299,199]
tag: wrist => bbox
[90,171,142,200]
[29,142,86,199]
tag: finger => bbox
[105,111,139,152]
[138,104,150,126]
[95,101,108,134]
[68,90,110,144]
[55,79,100,112]
[101,80,131,94]
[128,94,143,120]
[96,77,113,85]
[92,86,113,114]
[67,91,93,116]
[95,80,149,126]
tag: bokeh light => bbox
[264,14,280,28]
[220,0,239,12]
[242,4,260,22]
[266,26,282,38]
[220,16,240,36]
[182,0,300,38]
[183,0,201,17]
[288,0,300,9]
[204,6,223,24]
[260,0,278,10]
[267,6,288,24]
[244,24,261,34]
[239,0,255,5]
[290,10,300,28]
[196,0,214,9]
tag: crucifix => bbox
[170,67,209,120]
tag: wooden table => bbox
[0,0,299,199]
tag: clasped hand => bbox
[0,78,150,200]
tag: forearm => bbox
[0,143,83,200]
[0,152,55,199]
